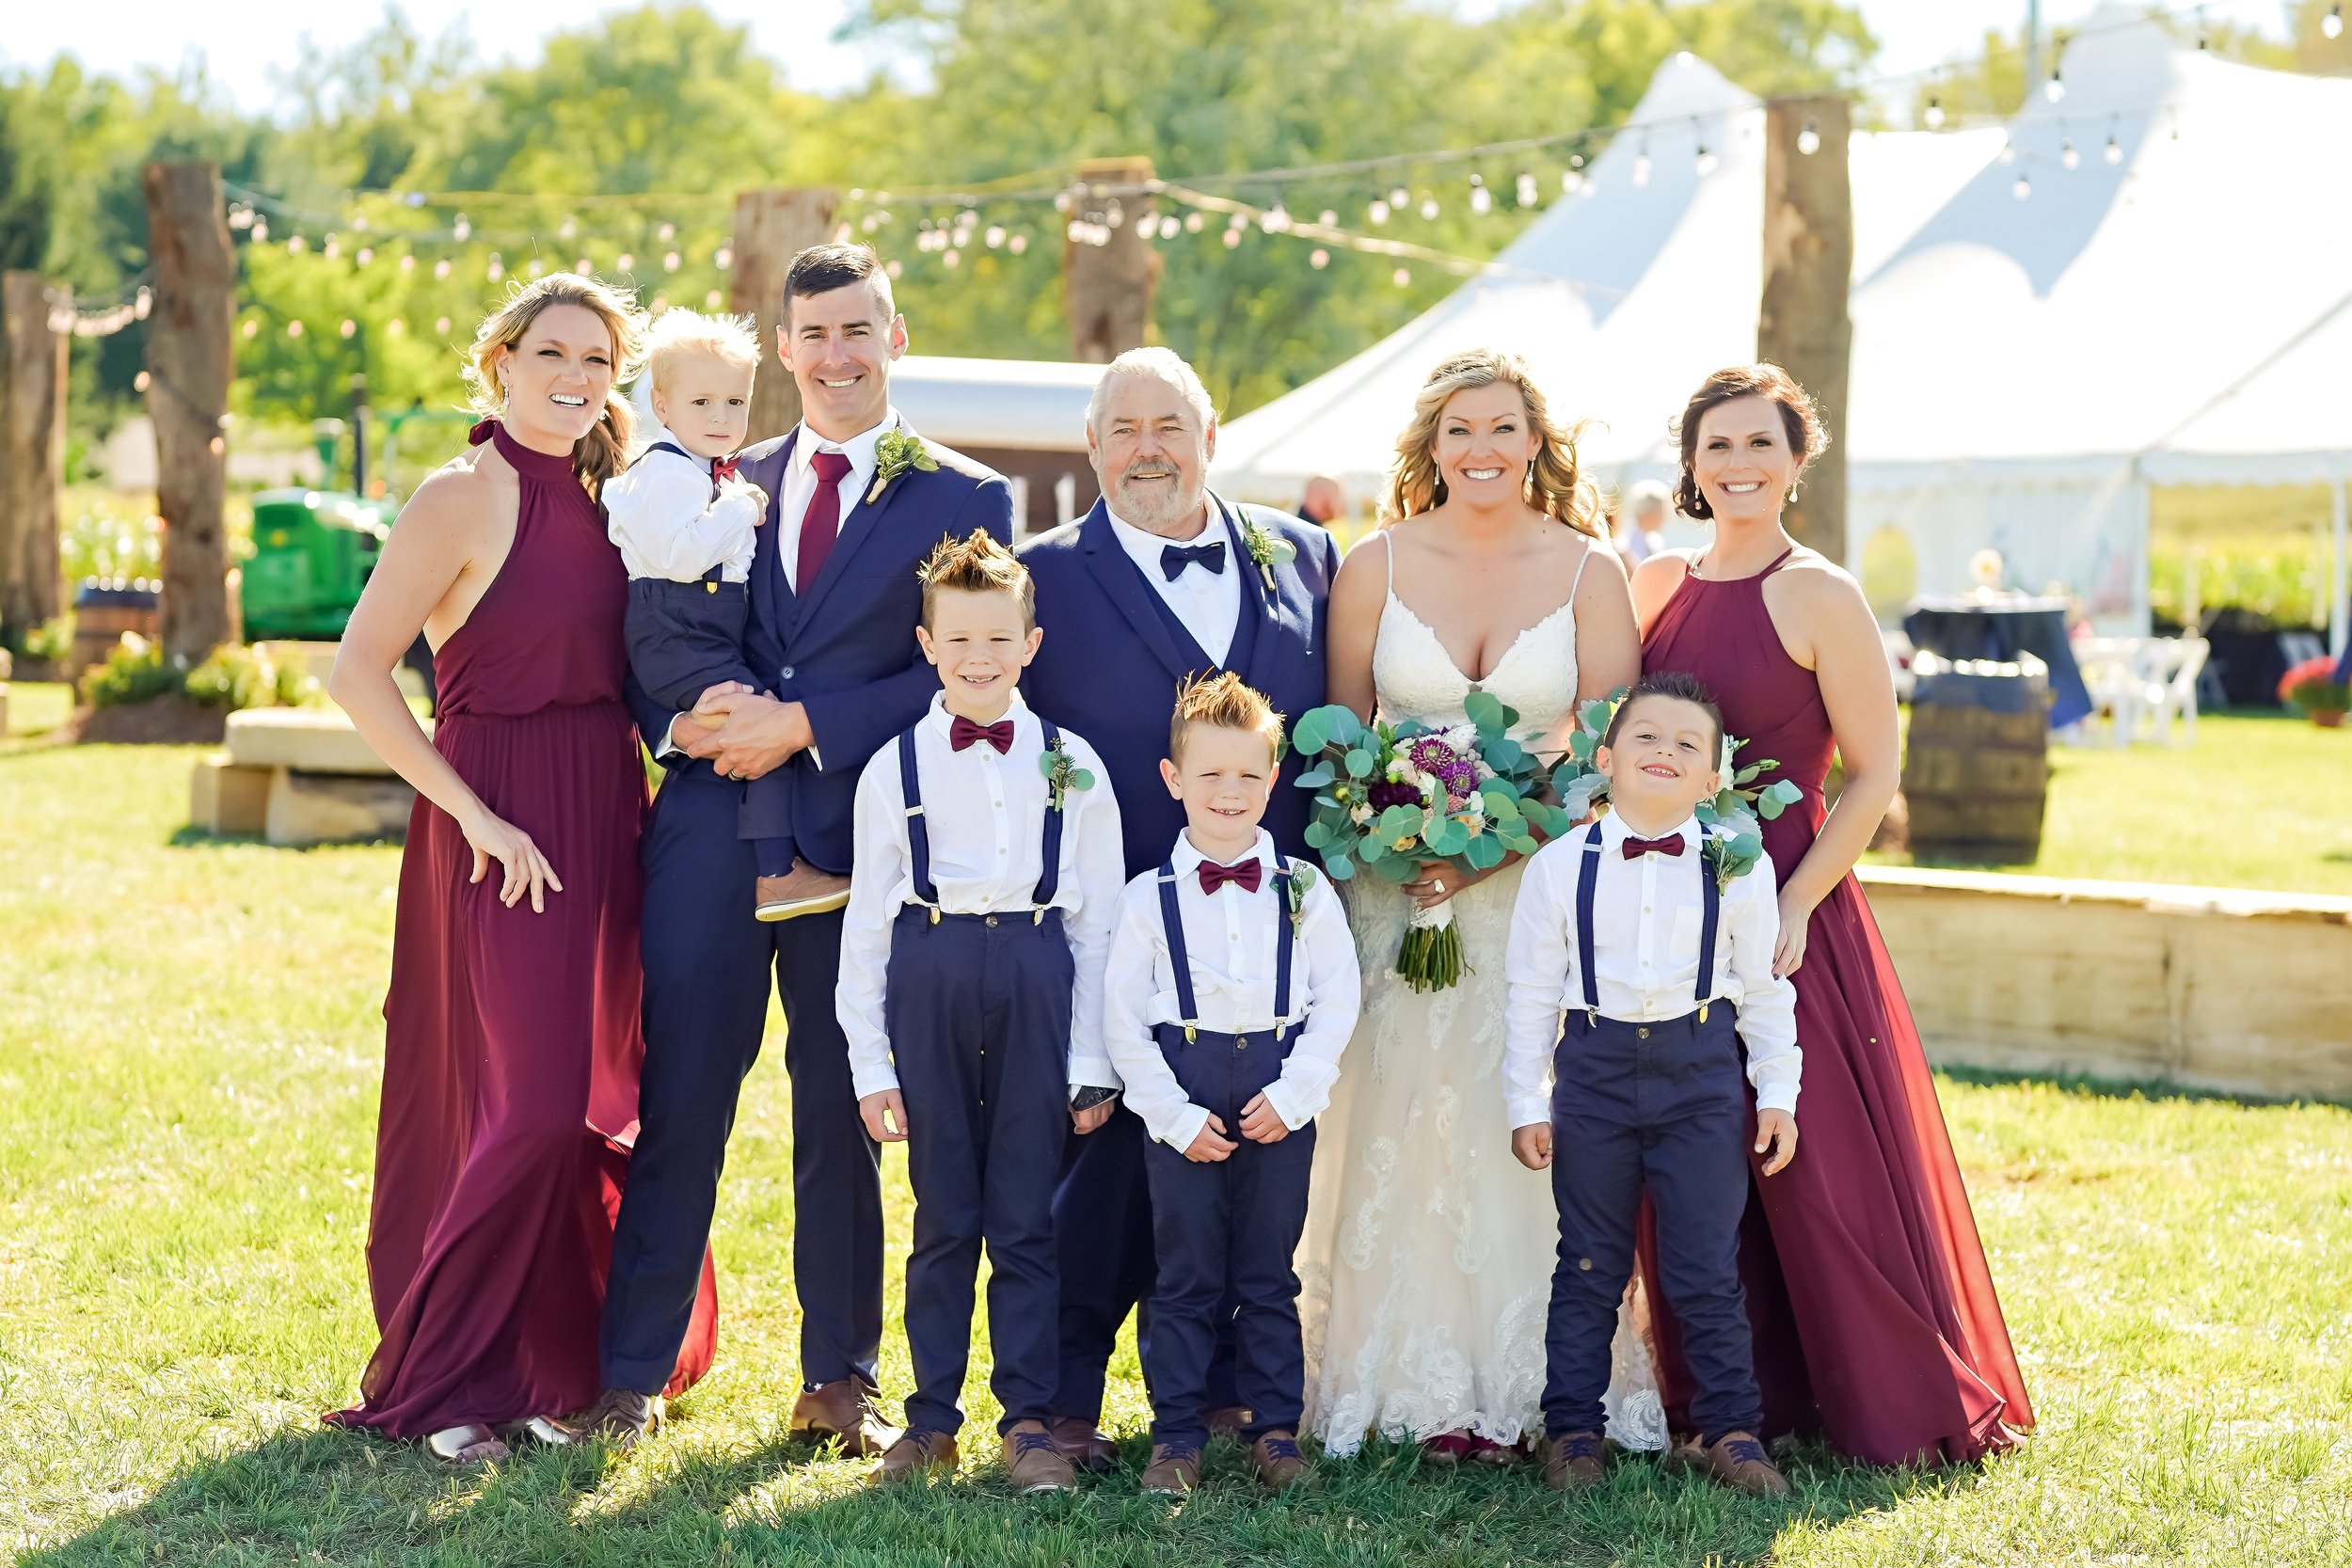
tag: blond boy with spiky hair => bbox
[1101,672,1360,1497]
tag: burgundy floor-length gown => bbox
[1639,548,2033,1465]
[332,420,715,1438]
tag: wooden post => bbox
[1,272,69,639]
[730,186,840,446]
[1065,156,1161,363]
[143,161,236,664]
[1759,97,1852,564]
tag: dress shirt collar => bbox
[1171,826,1275,877]
[642,424,723,470]
[923,688,1033,742]
[791,406,900,477]
[1105,494,1220,564]
[1598,810,1701,850]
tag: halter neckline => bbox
[1689,545,1797,584]
[471,419,579,483]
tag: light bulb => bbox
[1263,201,1290,232]
[1390,186,1409,208]
[1516,173,1538,207]
[1368,198,1390,224]
[1632,150,1652,186]
[1391,266,1410,287]
[453,215,470,241]
[2044,73,2065,103]
[2012,173,2031,201]
[1222,227,1241,249]
[986,225,1006,248]
[1796,119,1821,156]
[1318,209,1337,227]
[2061,139,2080,170]
[1009,233,1028,253]
[2325,4,2343,40]
[1561,169,1583,194]
[1470,183,1491,215]
[2105,135,2122,165]
[1925,96,1946,130]
[1419,196,1438,219]
[1695,145,1718,177]
[2000,140,2018,164]
[1310,247,1329,269]
[1183,211,1203,233]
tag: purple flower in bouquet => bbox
[1406,736,1481,808]
[1367,779,1422,811]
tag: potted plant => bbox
[2278,655,2351,727]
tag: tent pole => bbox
[2331,465,2348,661]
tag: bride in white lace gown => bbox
[1300,350,1661,1459]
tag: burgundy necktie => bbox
[1198,857,1263,895]
[949,715,1017,754]
[796,449,852,591]
[1622,834,1686,860]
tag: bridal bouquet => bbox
[1291,690,1572,991]
[1548,687,1805,890]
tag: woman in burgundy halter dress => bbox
[326,276,714,1464]
[1630,364,2033,1466]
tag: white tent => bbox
[1214,8,2352,644]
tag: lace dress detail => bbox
[1299,535,1665,1455]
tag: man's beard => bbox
[1111,467,1205,533]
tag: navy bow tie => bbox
[1161,540,1227,580]
[1622,834,1686,860]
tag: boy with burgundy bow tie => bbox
[1101,673,1360,1497]
[604,309,787,917]
[835,530,1125,1494]
[1502,670,1801,1498]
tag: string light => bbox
[2045,64,2066,103]
[617,252,634,272]
[658,221,676,242]
[1318,209,1338,227]
[323,237,340,259]
[436,315,452,334]
[1368,198,1391,225]
[288,235,306,255]
[1417,194,1438,219]
[1925,95,1946,130]
[986,225,1007,247]
[286,320,304,338]
[1389,186,1408,208]
[242,319,258,339]
[1468,174,1491,215]
[340,318,357,339]
[2106,127,2123,165]
[1796,119,1821,156]
[250,219,267,242]
[486,254,504,280]
[1183,212,1203,233]
[2061,136,2081,170]
[434,259,452,279]
[2012,171,2032,200]
[1695,142,1718,177]
[2325,4,2343,40]
[452,214,471,241]
[713,245,732,269]
[398,253,415,272]
[1391,266,1410,286]
[1516,172,1538,207]
[1009,232,1028,254]
[355,245,372,265]
[664,251,681,272]
[1632,139,1653,186]
[1311,247,1329,268]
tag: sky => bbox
[2,0,2301,114]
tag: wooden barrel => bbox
[1902,658,2051,863]
[69,580,161,677]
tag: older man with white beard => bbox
[1016,346,1339,1465]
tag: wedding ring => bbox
[1432,878,1445,894]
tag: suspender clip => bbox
[1184,1023,1199,1043]
[1698,1001,1710,1024]
[705,580,717,594]
[905,803,925,817]
[1032,906,1046,925]
[1275,1021,1289,1041]
[929,906,941,926]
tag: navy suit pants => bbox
[1139,1023,1313,1450]
[601,771,884,1394]
[889,906,1072,1437]
[1542,1006,1762,1444]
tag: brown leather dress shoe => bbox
[1250,1430,1311,1490]
[572,1388,663,1450]
[1203,1404,1250,1441]
[755,860,852,922]
[871,1430,958,1484]
[790,1378,901,1458]
[1138,1442,1202,1497]
[1701,1431,1792,1497]
[1000,1419,1078,1494]
[1047,1416,1119,1473]
[1544,1431,1606,1491]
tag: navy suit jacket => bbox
[1020,495,1338,879]
[624,424,1014,875]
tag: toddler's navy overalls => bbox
[886,720,1074,1437]
[1541,821,1763,1444]
[1139,852,1315,1451]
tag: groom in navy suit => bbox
[588,245,1013,1450]
[1019,347,1338,1464]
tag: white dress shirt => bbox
[1105,503,1241,667]
[1102,829,1362,1152]
[602,425,763,582]
[775,408,899,593]
[1502,811,1801,1132]
[836,691,1126,1100]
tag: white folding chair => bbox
[2074,635,2149,746]
[2139,637,2207,747]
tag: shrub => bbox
[81,639,185,709]
[82,639,319,712]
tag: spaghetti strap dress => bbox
[331,420,716,1437]
[1638,547,2033,1465]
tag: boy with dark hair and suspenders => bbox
[1502,671,1804,1498]
[1101,673,1362,1497]
[835,530,1125,1493]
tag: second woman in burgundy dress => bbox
[327,277,714,1464]
[1630,364,2033,1466]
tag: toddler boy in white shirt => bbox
[602,309,786,915]
[1502,670,1800,1499]
[1101,673,1361,1497]
[835,530,1124,1494]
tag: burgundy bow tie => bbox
[1197,857,1263,895]
[948,715,1016,754]
[1622,833,1686,860]
[711,455,740,483]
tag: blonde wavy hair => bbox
[1382,349,1604,537]
[461,273,646,495]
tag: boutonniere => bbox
[866,427,938,504]
[1038,734,1096,813]
[1282,861,1318,939]
[1236,511,1296,594]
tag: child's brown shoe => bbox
[1700,1430,1791,1497]
[1543,1430,1607,1491]
[870,1430,957,1484]
[1139,1442,1201,1496]
[1250,1430,1311,1489]
[1000,1419,1077,1494]
[755,860,851,921]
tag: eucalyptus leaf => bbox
[1324,705,1364,747]
[1295,763,1335,789]
[1463,689,1506,736]
[1359,833,1389,862]
[1344,748,1374,779]
[1326,853,1356,882]
[1303,819,1335,849]
[1073,768,1094,790]
[1371,854,1419,883]
[1465,835,1505,871]
[1568,728,1597,761]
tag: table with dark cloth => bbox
[1902,596,2093,729]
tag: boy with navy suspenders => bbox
[601,309,798,918]
[1102,673,1361,1497]
[1502,671,1803,1498]
[836,531,1124,1493]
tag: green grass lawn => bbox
[3,743,2349,1565]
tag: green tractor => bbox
[239,488,390,641]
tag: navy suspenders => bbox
[635,439,729,589]
[897,718,1065,924]
[1155,850,1296,1044]
[1573,822,1720,1025]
